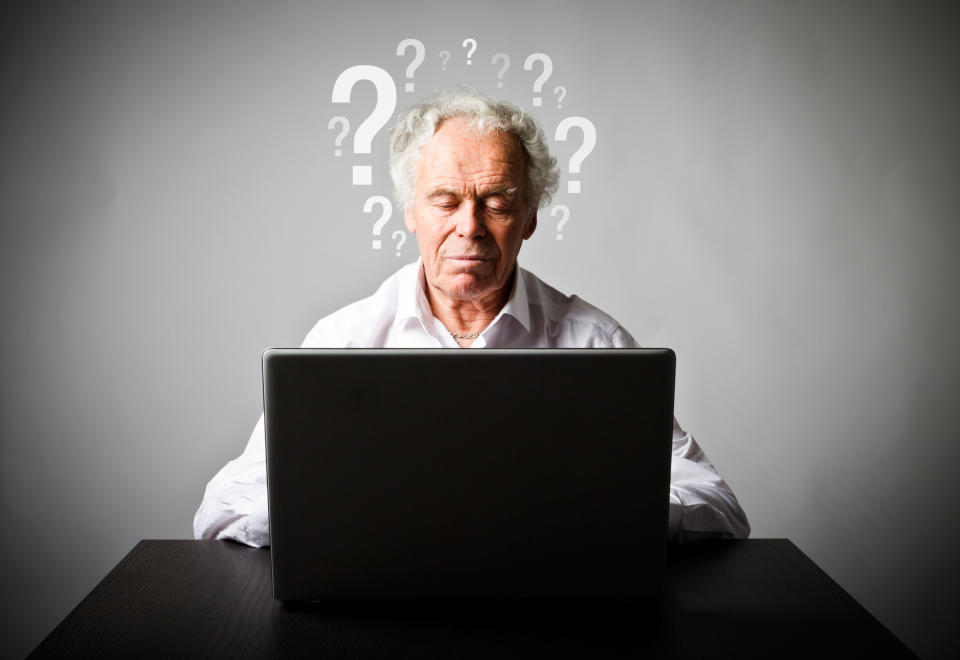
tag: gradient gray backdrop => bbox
[2,1,958,658]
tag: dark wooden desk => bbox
[30,539,916,659]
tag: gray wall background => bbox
[2,1,958,657]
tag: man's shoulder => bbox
[301,262,418,347]
[519,267,636,346]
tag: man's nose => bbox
[454,201,486,239]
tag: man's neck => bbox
[424,268,516,338]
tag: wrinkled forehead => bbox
[416,117,528,187]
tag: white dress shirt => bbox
[194,261,750,547]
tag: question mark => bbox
[555,117,597,194]
[439,50,451,71]
[554,86,567,109]
[332,65,397,186]
[462,38,478,66]
[396,38,425,93]
[523,53,553,107]
[327,116,350,157]
[492,53,510,88]
[551,205,571,240]
[364,195,393,250]
[392,230,407,256]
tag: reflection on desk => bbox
[29,539,917,659]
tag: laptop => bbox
[262,348,675,601]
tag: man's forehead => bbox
[417,119,526,185]
[423,119,524,162]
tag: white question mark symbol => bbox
[327,116,349,157]
[555,117,597,194]
[462,38,477,66]
[332,65,397,186]
[554,86,567,109]
[439,50,451,71]
[523,53,553,107]
[392,230,407,257]
[396,38,425,93]
[364,195,393,250]
[492,53,510,89]
[551,205,571,240]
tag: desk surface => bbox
[30,539,916,659]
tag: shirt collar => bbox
[393,258,532,334]
[394,258,432,331]
[497,265,531,333]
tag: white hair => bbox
[388,88,559,210]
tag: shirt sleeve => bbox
[193,318,351,547]
[668,418,751,541]
[611,323,750,541]
[192,414,270,547]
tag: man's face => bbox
[404,117,537,303]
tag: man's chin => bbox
[437,272,496,300]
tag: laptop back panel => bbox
[263,348,675,600]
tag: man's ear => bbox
[522,209,537,240]
[404,205,417,233]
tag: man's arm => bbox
[609,326,750,540]
[668,417,750,541]
[193,414,270,547]
[194,313,355,547]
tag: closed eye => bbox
[483,197,514,216]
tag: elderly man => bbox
[194,90,750,547]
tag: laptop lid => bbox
[263,348,675,601]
